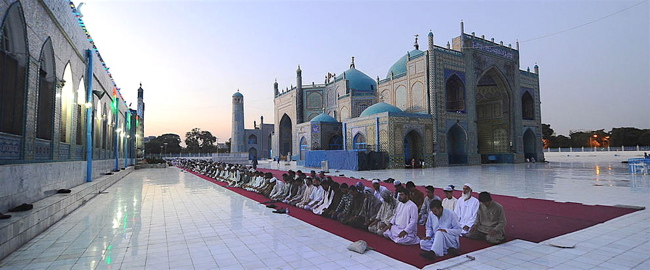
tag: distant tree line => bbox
[144,128,231,155]
[543,124,650,148]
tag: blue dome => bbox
[359,102,403,117]
[232,91,243,97]
[310,113,338,123]
[386,49,424,79]
[335,68,376,92]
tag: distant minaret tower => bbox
[137,82,145,120]
[231,90,245,153]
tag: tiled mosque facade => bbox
[274,23,544,169]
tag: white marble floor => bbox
[0,153,648,269]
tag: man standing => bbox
[383,189,420,245]
[419,200,462,260]
[467,192,507,244]
[442,185,458,211]
[454,183,479,236]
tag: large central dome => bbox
[386,49,424,79]
[335,67,376,92]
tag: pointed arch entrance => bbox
[248,147,258,160]
[447,124,467,164]
[299,137,308,160]
[279,114,292,157]
[403,130,422,166]
[523,129,537,161]
[475,68,512,163]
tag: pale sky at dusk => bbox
[78,0,649,140]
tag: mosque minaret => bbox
[230,90,245,153]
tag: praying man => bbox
[454,183,479,236]
[383,189,420,245]
[419,200,461,260]
[467,192,507,244]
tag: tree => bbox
[185,128,217,153]
[144,133,182,155]
[610,127,643,147]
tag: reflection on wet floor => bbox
[0,153,648,269]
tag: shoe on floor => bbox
[419,251,436,260]
[0,213,11,219]
[266,204,277,208]
[57,189,71,194]
[8,203,33,212]
[272,208,286,214]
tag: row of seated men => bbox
[173,158,506,260]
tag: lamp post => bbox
[160,145,163,158]
[164,142,168,158]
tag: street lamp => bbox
[590,134,598,151]
[160,145,163,157]
[164,142,168,157]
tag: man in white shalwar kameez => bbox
[383,189,420,245]
[454,183,479,236]
[419,200,461,259]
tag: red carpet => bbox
[182,167,640,269]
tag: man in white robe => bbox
[454,183,479,236]
[419,200,461,259]
[367,189,396,235]
[303,178,325,210]
[372,180,388,202]
[383,189,420,245]
[442,185,458,211]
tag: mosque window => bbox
[0,3,28,136]
[353,133,366,150]
[36,41,55,141]
[102,104,107,149]
[445,75,465,112]
[357,103,369,117]
[328,135,343,150]
[248,134,258,144]
[522,91,534,120]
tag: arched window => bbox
[522,91,534,120]
[353,133,366,150]
[36,38,55,140]
[328,135,343,150]
[0,2,28,136]
[248,134,258,144]
[446,75,465,112]
[102,104,107,149]
[76,78,86,145]
[60,64,73,143]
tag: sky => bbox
[78,0,650,140]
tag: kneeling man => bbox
[467,192,506,244]
[420,200,461,260]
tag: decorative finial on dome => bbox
[350,56,355,69]
[139,82,142,88]
[414,34,419,50]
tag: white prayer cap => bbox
[394,180,402,186]
[443,185,454,192]
[372,179,379,184]
[463,183,473,190]
[270,177,277,183]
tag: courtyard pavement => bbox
[0,152,648,269]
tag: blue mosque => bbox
[271,23,544,169]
